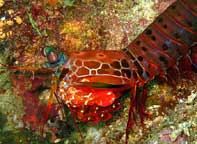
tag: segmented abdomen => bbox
[123,0,197,83]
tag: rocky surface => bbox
[0,0,196,144]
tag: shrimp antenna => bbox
[54,85,84,139]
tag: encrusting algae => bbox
[0,0,196,144]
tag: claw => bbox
[40,76,59,135]
[126,79,137,144]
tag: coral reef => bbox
[0,0,196,144]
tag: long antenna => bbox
[67,105,84,139]
[54,89,84,139]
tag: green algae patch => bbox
[0,48,25,131]
[0,112,52,144]
[0,129,52,144]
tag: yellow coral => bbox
[0,20,6,28]
[6,20,14,26]
[6,31,13,37]
[0,32,6,39]
[0,19,14,39]
[60,21,84,35]
[0,0,4,8]
[63,35,82,50]
[14,16,23,24]
[7,9,14,15]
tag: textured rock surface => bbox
[0,0,196,144]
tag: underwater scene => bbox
[0,0,196,144]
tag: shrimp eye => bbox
[44,46,59,64]
[47,51,58,63]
